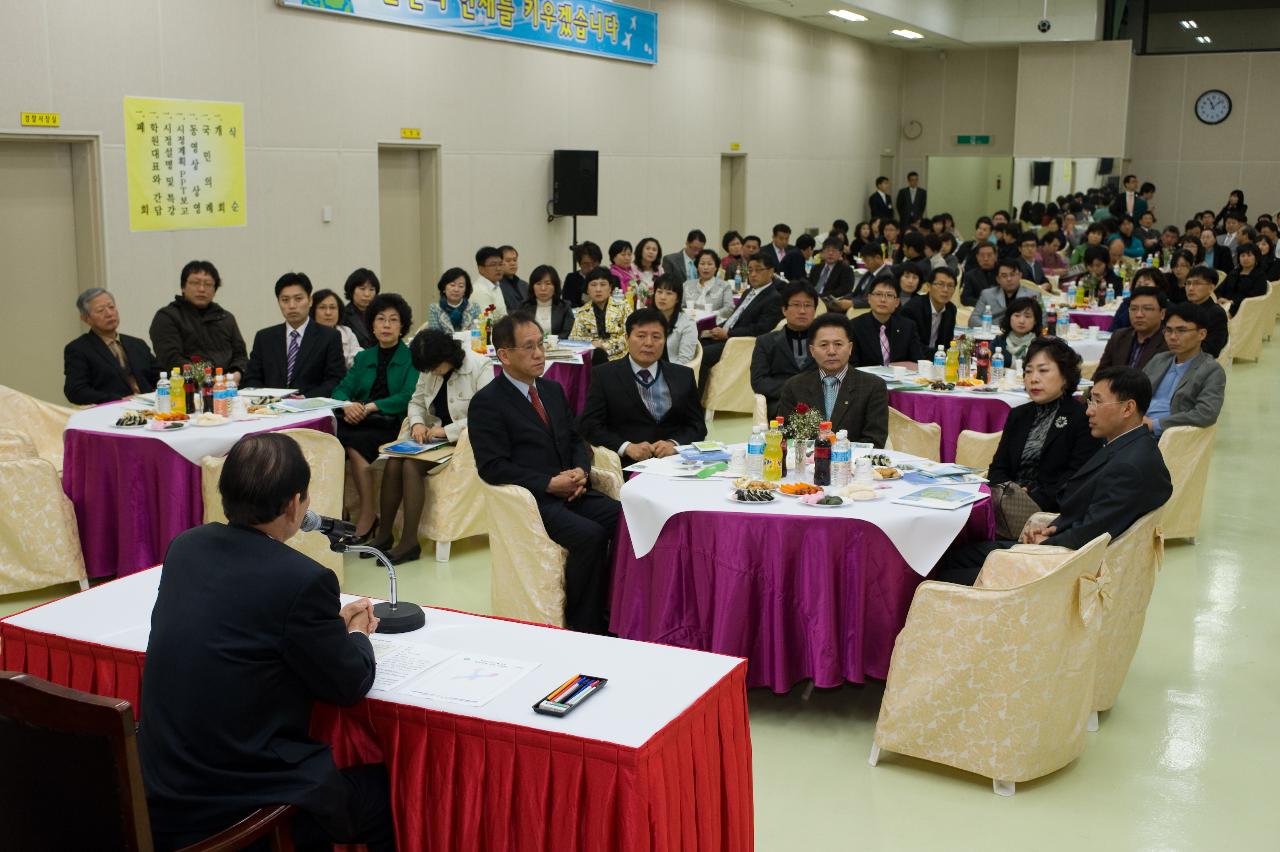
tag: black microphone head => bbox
[300,510,322,533]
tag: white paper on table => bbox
[622,453,738,479]
[238,387,298,398]
[368,637,458,692]
[403,652,539,707]
[892,486,990,511]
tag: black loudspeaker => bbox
[1032,161,1052,187]
[1098,156,1114,176]
[553,150,598,216]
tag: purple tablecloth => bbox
[492,351,592,414]
[63,416,334,579]
[609,497,995,693]
[1068,310,1115,331]
[888,390,1014,462]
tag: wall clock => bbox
[1194,89,1231,125]
[902,120,923,140]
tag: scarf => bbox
[1003,330,1037,361]
[440,295,469,330]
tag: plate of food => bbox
[837,484,882,502]
[873,466,903,480]
[727,488,776,503]
[732,477,779,491]
[797,492,847,508]
[856,453,894,467]
[969,385,1002,394]
[928,381,956,392]
[778,482,823,497]
[192,413,230,427]
[113,410,150,428]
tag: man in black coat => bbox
[578,308,706,461]
[868,176,894,221]
[139,433,391,851]
[895,171,927,225]
[778,313,888,446]
[850,275,927,367]
[149,259,250,378]
[64,287,159,404]
[901,267,958,353]
[779,233,816,282]
[698,252,784,386]
[808,236,856,311]
[751,282,819,420]
[934,366,1173,585]
[469,311,620,633]
[960,242,999,306]
[244,272,348,397]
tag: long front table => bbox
[1,569,754,851]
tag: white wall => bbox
[0,0,904,348]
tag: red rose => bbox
[795,403,809,414]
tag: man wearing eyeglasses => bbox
[1141,301,1226,437]
[1096,286,1168,371]
[468,311,619,633]
[902,267,958,352]
[850,277,927,367]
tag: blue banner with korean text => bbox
[281,0,657,65]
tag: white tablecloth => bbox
[4,567,740,749]
[1065,333,1109,363]
[620,449,987,575]
[65,401,338,465]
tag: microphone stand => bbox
[327,537,426,634]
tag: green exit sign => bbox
[956,134,991,145]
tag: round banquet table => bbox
[1068,308,1117,331]
[610,453,995,693]
[887,385,1029,462]
[62,401,335,579]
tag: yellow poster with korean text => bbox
[123,96,246,231]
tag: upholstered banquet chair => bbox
[702,336,757,421]
[200,429,346,582]
[481,464,622,627]
[686,341,703,388]
[752,394,768,427]
[590,445,624,485]
[420,429,489,562]
[1228,285,1271,363]
[0,440,89,596]
[870,533,1111,795]
[1157,425,1217,543]
[886,407,941,461]
[0,385,77,473]
[955,429,1000,475]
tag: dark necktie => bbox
[528,384,551,427]
[286,329,300,384]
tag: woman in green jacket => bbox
[332,292,419,541]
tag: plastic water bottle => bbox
[831,430,852,487]
[470,328,483,353]
[992,347,1005,385]
[932,345,946,381]
[155,373,171,414]
[733,270,743,293]
[1067,281,1078,305]
[225,376,238,415]
[981,307,993,335]
[1056,311,1070,337]
[1105,282,1115,305]
[1122,277,1131,299]
[746,426,765,478]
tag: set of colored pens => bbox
[533,673,608,717]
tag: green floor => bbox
[5,353,1276,850]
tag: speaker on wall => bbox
[1031,161,1052,187]
[553,150,598,216]
[1098,156,1114,176]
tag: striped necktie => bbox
[286,329,300,384]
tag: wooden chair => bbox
[0,671,295,851]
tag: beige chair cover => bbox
[752,394,768,427]
[484,465,622,627]
[0,457,88,595]
[886,407,941,460]
[589,446,624,497]
[686,341,703,388]
[1229,284,1271,362]
[0,385,77,473]
[702,336,757,417]
[955,429,1000,474]
[873,534,1111,789]
[1080,360,1099,380]
[1158,424,1216,541]
[955,306,973,328]
[420,429,488,557]
[0,428,38,462]
[200,429,346,582]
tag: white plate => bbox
[112,422,147,429]
[725,491,777,505]
[798,497,848,508]
[192,419,230,428]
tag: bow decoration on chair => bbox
[1076,570,1113,628]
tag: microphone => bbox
[299,510,425,634]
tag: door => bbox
[719,154,746,238]
[0,139,102,402]
[377,145,441,315]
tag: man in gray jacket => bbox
[968,258,1041,328]
[1142,301,1226,437]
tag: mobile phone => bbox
[533,674,608,717]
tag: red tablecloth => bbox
[887,390,1014,462]
[1,617,753,852]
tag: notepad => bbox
[892,486,989,511]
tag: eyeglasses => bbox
[869,291,898,300]
[1130,304,1162,314]
[1086,399,1127,409]
[500,342,543,353]
[1163,325,1198,336]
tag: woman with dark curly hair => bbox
[332,292,419,541]
[985,336,1100,538]
[341,267,381,348]
[367,328,493,564]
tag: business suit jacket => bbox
[139,523,375,839]
[1018,258,1047,286]
[1191,299,1229,358]
[778,367,888,447]
[901,296,957,352]
[578,359,706,452]
[1109,192,1147,220]
[661,251,699,284]
[499,276,529,313]
[63,331,159,405]
[1096,327,1168,371]
[808,261,856,301]
[968,284,1043,328]
[469,373,592,503]
[960,266,998,306]
[1217,268,1268,317]
[1203,246,1234,276]
[1043,426,1172,549]
[895,186,927,223]
[779,247,810,282]
[987,396,1101,512]
[1143,351,1226,431]
[869,190,894,220]
[750,328,815,419]
[851,312,927,367]
[851,264,894,309]
[723,282,783,338]
[243,322,347,397]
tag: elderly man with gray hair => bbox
[64,287,159,404]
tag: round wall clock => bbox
[1194,89,1231,125]
[902,120,923,140]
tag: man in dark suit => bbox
[499,245,530,311]
[469,312,620,633]
[578,308,706,461]
[934,366,1173,584]
[851,276,927,367]
[661,229,706,283]
[955,217,993,267]
[850,243,894,309]
[895,171,927,225]
[1097,286,1168,371]
[1016,232,1047,286]
[243,272,347,397]
[765,223,793,265]
[64,287,159,404]
[751,281,818,420]
[869,176,894,221]
[698,252,784,386]
[902,267,959,353]
[139,433,392,851]
[1183,265,1230,358]
[778,313,888,446]
[779,233,816,281]
[809,236,856,311]
[960,242,1000,306]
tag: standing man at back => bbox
[896,171,927,225]
[869,176,894,221]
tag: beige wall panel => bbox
[1178,53,1250,163]
[1126,54,1187,163]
